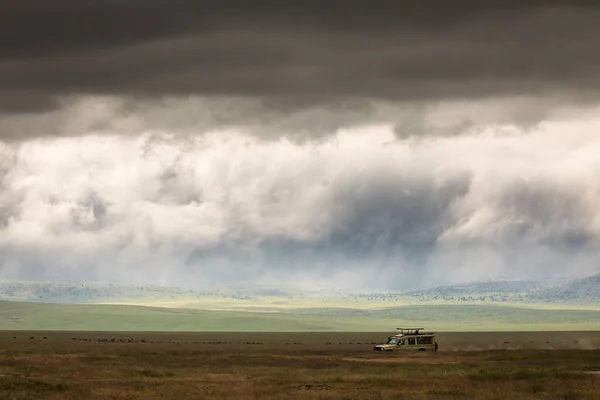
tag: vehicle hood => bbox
[374,344,396,349]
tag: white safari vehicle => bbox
[373,328,438,352]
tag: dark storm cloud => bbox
[1,0,599,119]
[251,171,473,288]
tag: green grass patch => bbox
[2,300,600,332]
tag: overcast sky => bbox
[0,1,599,291]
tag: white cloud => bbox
[0,111,599,290]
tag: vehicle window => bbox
[417,336,433,345]
[398,339,405,345]
[408,337,416,345]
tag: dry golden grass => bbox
[0,331,599,399]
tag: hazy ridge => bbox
[1,275,599,307]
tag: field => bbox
[3,300,600,332]
[1,331,599,399]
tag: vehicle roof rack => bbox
[396,328,425,335]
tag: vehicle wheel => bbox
[418,348,426,352]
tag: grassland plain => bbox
[2,300,600,332]
[0,332,599,399]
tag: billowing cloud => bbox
[0,94,592,143]
[0,114,598,290]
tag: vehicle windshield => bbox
[386,337,404,345]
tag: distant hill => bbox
[378,280,549,304]
[1,275,599,308]
[347,277,600,306]
[527,274,600,302]
[405,280,547,296]
[0,280,199,303]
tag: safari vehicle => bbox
[373,328,438,352]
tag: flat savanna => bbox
[1,332,599,399]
